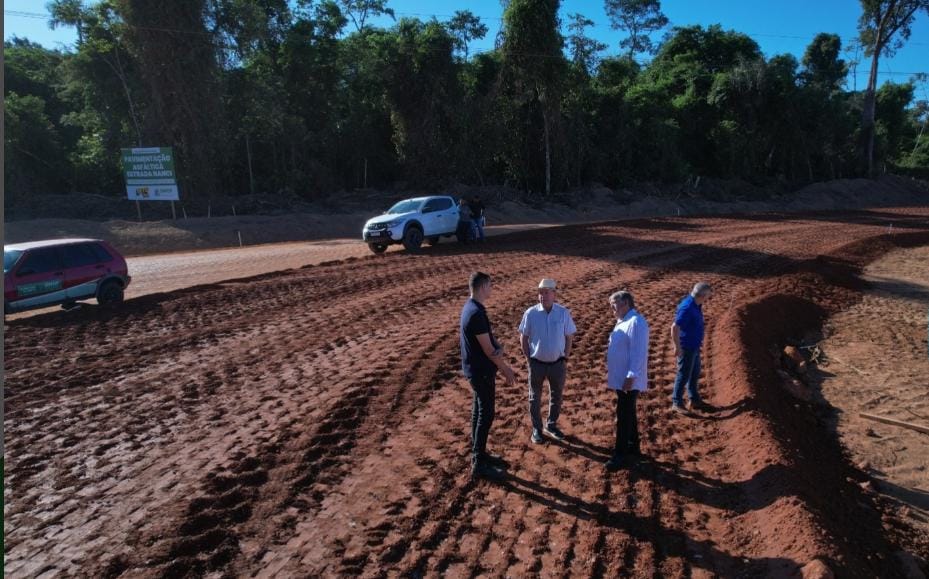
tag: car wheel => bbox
[369,243,388,254]
[97,280,124,306]
[427,236,440,246]
[402,226,424,251]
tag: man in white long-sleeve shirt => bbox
[605,290,650,472]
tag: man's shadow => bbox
[558,434,612,462]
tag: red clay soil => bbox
[4,207,929,578]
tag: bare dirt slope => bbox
[4,208,929,578]
[818,245,929,559]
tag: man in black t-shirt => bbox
[460,271,516,481]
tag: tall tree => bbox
[5,93,70,200]
[564,13,606,186]
[801,33,847,91]
[873,80,917,169]
[47,0,86,45]
[500,0,565,195]
[604,0,668,59]
[647,25,761,176]
[380,19,460,184]
[857,0,929,175]
[337,0,394,33]
[799,34,852,178]
[117,0,228,201]
[446,10,488,59]
[4,38,74,203]
[566,13,607,75]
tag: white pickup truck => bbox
[362,196,465,253]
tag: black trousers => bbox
[470,374,496,463]
[614,390,640,455]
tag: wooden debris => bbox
[859,413,929,436]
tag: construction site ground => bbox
[4,207,929,577]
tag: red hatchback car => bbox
[4,238,131,314]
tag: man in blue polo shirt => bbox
[461,271,516,481]
[671,282,712,414]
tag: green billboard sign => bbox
[121,147,179,201]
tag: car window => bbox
[4,250,23,273]
[387,200,422,214]
[17,247,62,276]
[62,243,102,268]
[422,200,438,213]
[435,198,453,211]
[90,243,114,262]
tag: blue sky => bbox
[5,0,928,92]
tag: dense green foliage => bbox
[4,0,928,203]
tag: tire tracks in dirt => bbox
[4,209,929,577]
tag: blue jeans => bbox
[672,349,701,406]
[472,217,485,241]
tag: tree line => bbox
[4,0,928,207]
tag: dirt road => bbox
[4,208,929,577]
[121,224,555,299]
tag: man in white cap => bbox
[519,278,577,444]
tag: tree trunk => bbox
[577,139,582,188]
[861,2,892,177]
[543,108,551,197]
[104,46,143,146]
[861,45,881,177]
[246,133,255,195]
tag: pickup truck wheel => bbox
[426,236,440,246]
[402,226,424,251]
[97,280,124,306]
[369,243,388,254]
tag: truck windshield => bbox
[4,249,23,272]
[387,200,422,214]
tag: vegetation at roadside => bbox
[4,0,929,206]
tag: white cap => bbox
[538,278,557,290]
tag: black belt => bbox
[530,357,565,365]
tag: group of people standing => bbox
[460,272,712,481]
[457,196,486,243]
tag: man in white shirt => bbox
[605,290,650,471]
[519,278,577,444]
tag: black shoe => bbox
[543,425,565,441]
[480,452,509,468]
[531,429,545,444]
[605,454,625,472]
[471,462,506,482]
[688,400,711,413]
